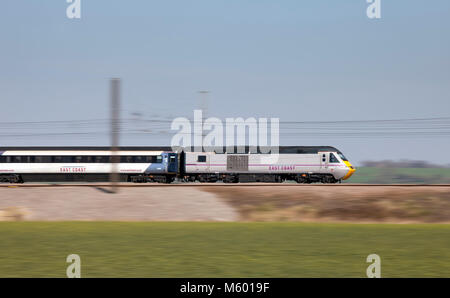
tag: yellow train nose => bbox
[342,161,356,180]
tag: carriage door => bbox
[168,153,178,173]
[320,152,329,169]
[227,155,249,172]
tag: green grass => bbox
[0,222,449,277]
[345,167,450,184]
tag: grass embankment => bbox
[0,222,449,277]
[347,167,450,184]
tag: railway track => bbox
[1,183,450,187]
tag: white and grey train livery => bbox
[0,146,355,183]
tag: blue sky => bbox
[1,1,450,164]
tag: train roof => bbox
[0,146,342,154]
[0,146,174,151]
[180,146,342,154]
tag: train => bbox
[0,146,356,184]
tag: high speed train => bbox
[0,146,355,184]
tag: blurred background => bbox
[1,1,450,166]
[0,1,449,278]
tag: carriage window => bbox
[54,156,74,163]
[33,156,51,163]
[133,156,145,163]
[169,155,176,163]
[13,156,22,163]
[338,152,348,161]
[82,156,94,163]
[330,153,339,163]
[120,156,133,163]
[94,156,109,163]
[63,156,74,163]
[142,156,161,163]
[197,155,207,162]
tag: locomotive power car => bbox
[0,146,355,183]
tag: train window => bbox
[0,156,6,163]
[169,155,176,163]
[33,156,51,163]
[94,156,109,163]
[14,156,23,163]
[338,152,348,161]
[79,156,92,163]
[133,156,145,163]
[330,153,339,163]
[143,156,160,163]
[197,155,207,162]
[120,156,133,163]
[62,156,73,163]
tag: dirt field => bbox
[203,185,450,223]
[0,185,449,223]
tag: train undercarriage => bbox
[0,173,176,184]
[0,173,339,184]
[181,173,340,184]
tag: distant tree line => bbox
[361,160,449,168]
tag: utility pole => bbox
[198,90,210,138]
[198,90,210,122]
[110,78,121,193]
[197,91,210,153]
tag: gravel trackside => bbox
[0,186,239,221]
